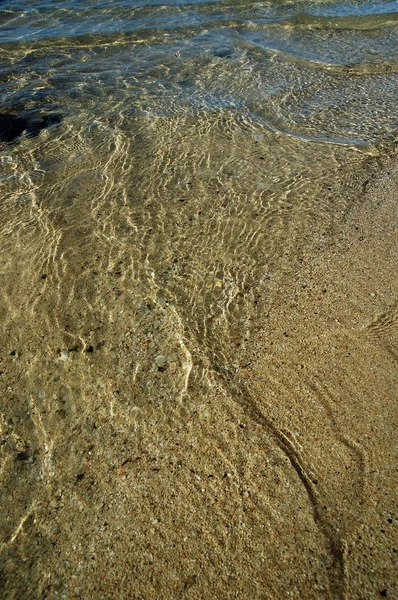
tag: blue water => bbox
[1,0,397,42]
[0,0,397,145]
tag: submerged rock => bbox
[0,114,26,142]
[154,354,168,369]
[27,113,62,137]
[0,112,62,143]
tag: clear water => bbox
[0,0,397,144]
[0,0,397,597]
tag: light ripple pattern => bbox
[0,0,397,598]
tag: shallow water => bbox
[1,0,397,145]
[0,1,397,598]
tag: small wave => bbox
[280,10,398,31]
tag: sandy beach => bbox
[1,0,397,595]
[0,140,396,599]
[238,156,398,599]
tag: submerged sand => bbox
[0,129,397,598]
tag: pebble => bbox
[169,361,177,374]
[155,355,168,369]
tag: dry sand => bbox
[0,154,397,599]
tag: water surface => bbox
[0,1,397,598]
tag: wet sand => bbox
[239,157,398,599]
[0,143,397,599]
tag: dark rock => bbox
[26,113,62,137]
[0,112,62,143]
[16,450,30,461]
[214,49,233,59]
[0,114,27,142]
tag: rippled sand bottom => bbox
[0,114,397,599]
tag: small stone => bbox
[155,355,168,369]
[16,450,30,461]
[169,361,177,374]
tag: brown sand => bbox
[238,158,398,599]
[0,155,397,599]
